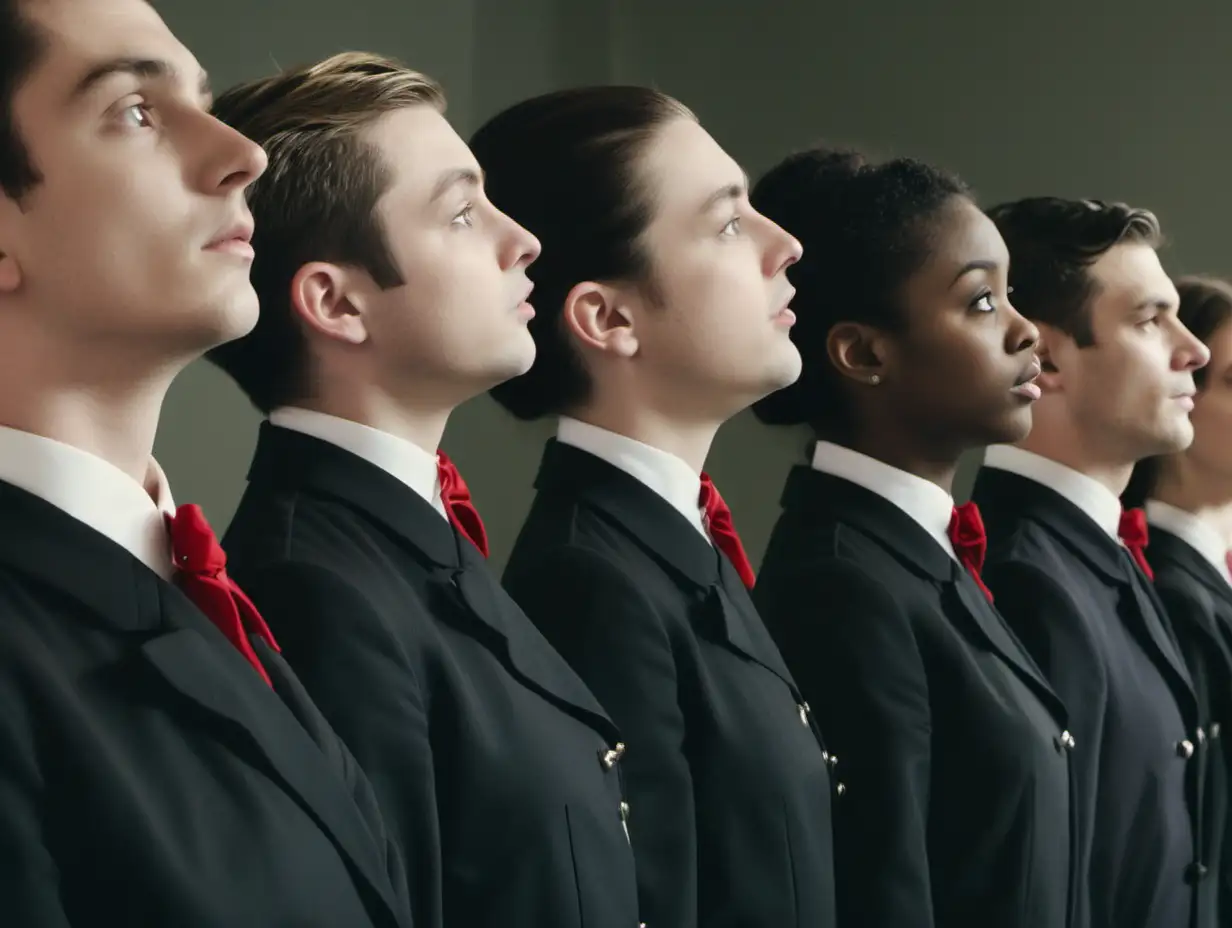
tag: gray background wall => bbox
[154,0,1232,569]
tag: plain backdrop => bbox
[154,0,1232,569]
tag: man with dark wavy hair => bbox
[974,197,1213,928]
[0,2,411,925]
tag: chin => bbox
[984,407,1034,446]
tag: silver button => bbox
[1061,730,1075,749]
[1197,727,1207,744]
[798,703,810,726]
[1176,739,1195,759]
[600,742,626,770]
[836,782,846,795]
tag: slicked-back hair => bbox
[987,197,1162,348]
[206,51,445,413]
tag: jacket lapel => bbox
[537,441,798,685]
[249,425,619,741]
[976,468,1197,718]
[0,480,402,926]
[434,541,619,739]
[139,593,403,924]
[708,554,800,691]
[790,467,1064,718]
[948,568,1065,720]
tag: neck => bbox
[293,387,451,458]
[1151,459,1232,547]
[567,398,720,474]
[0,352,176,484]
[842,431,961,496]
[1014,412,1134,498]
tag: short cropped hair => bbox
[207,52,445,413]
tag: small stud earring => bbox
[869,374,881,385]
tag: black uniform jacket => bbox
[0,477,412,928]
[223,423,641,928]
[1149,526,1232,927]
[754,466,1076,928]
[502,439,837,928]
[974,467,1206,928]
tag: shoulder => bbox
[759,518,918,613]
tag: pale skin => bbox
[560,117,803,474]
[1150,318,1232,547]
[288,104,540,456]
[1011,242,1210,497]
[0,0,266,485]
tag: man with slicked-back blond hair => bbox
[209,52,643,928]
[0,2,412,926]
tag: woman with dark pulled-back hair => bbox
[751,149,1077,928]
[471,88,837,928]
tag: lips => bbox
[205,216,255,251]
[1014,356,1042,387]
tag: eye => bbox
[1137,314,1161,328]
[451,202,475,228]
[721,216,741,237]
[120,102,154,129]
[972,290,996,313]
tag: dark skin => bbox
[826,196,1041,493]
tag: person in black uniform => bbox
[0,4,411,926]
[1123,276,1232,927]
[972,197,1212,928]
[469,87,835,928]
[207,54,641,928]
[749,148,1074,928]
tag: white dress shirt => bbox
[556,416,709,541]
[0,425,176,579]
[268,407,447,519]
[1146,499,1232,586]
[982,444,1123,539]
[811,440,958,560]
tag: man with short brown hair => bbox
[210,52,641,928]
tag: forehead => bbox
[364,105,476,191]
[637,117,743,211]
[20,0,199,99]
[922,198,1007,271]
[1088,242,1177,311]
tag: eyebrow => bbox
[700,172,750,215]
[430,167,483,203]
[1132,296,1177,313]
[950,259,999,286]
[68,57,211,103]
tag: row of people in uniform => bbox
[3,2,1231,927]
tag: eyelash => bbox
[971,285,1014,313]
[721,216,741,237]
[120,102,154,129]
[452,202,475,227]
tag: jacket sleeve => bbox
[505,544,698,928]
[0,658,73,927]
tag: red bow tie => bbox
[949,501,994,602]
[438,451,489,558]
[167,504,280,686]
[699,473,756,588]
[1119,508,1153,579]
